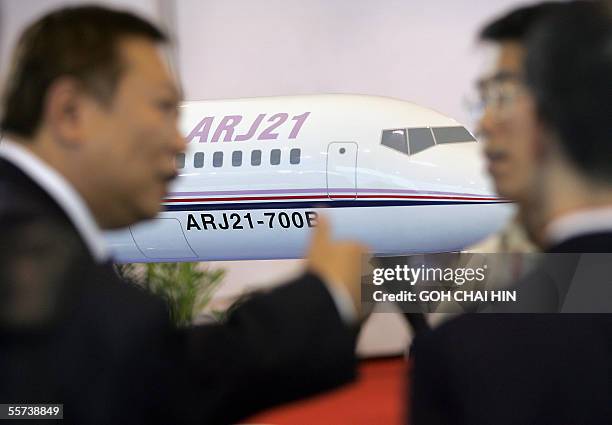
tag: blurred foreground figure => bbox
[0,6,366,424]
[412,2,612,424]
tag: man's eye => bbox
[157,100,178,113]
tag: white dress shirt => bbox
[0,138,109,262]
[546,207,612,247]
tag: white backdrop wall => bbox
[175,0,530,127]
[0,0,536,128]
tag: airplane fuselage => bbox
[106,94,512,262]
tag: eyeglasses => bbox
[464,72,527,120]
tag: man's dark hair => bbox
[0,6,168,139]
[479,1,565,42]
[525,1,612,181]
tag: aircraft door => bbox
[130,218,197,260]
[327,142,358,200]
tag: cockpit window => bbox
[381,129,409,154]
[432,126,476,144]
[408,128,435,154]
[382,126,475,156]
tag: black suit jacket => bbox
[0,158,358,424]
[411,232,612,425]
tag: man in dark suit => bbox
[411,2,612,424]
[0,6,366,424]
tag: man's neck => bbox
[545,175,612,227]
[540,162,612,246]
[15,133,108,228]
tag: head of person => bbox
[0,6,185,229]
[523,0,612,219]
[476,2,564,203]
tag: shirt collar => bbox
[545,206,612,247]
[0,138,110,262]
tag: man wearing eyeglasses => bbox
[411,1,612,424]
[469,2,565,252]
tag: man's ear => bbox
[528,94,554,162]
[43,78,88,148]
[533,118,557,162]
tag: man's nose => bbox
[477,105,497,144]
[171,126,187,154]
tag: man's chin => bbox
[141,201,163,221]
[125,202,163,227]
[96,200,162,230]
[495,183,527,203]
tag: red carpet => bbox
[246,357,409,425]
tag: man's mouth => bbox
[157,172,178,198]
[485,152,509,177]
[162,171,178,183]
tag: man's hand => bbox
[306,215,368,317]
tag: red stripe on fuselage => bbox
[162,194,503,203]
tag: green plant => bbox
[116,262,225,327]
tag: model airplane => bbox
[105,94,512,262]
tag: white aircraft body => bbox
[105,94,512,262]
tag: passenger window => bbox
[232,151,242,167]
[251,150,262,166]
[194,152,204,168]
[176,153,185,169]
[408,128,435,154]
[270,149,281,165]
[432,126,476,144]
[213,151,223,167]
[290,148,301,164]
[381,129,409,154]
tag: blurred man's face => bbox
[81,37,185,228]
[478,42,540,204]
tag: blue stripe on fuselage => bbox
[163,199,507,212]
